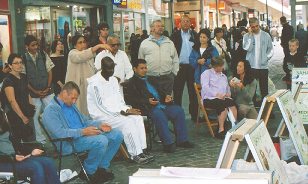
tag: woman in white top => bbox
[65,35,111,115]
[211,27,231,76]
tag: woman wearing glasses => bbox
[65,35,111,115]
[2,54,35,145]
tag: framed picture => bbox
[245,121,289,184]
[276,91,308,164]
[291,68,308,124]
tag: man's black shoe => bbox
[216,130,226,140]
[96,168,114,181]
[176,141,194,148]
[163,143,176,153]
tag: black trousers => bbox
[148,73,175,96]
[251,68,268,99]
[173,64,198,120]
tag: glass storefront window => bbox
[72,5,91,35]
[148,0,169,17]
[25,6,52,52]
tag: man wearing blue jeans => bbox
[125,59,193,153]
[42,81,123,183]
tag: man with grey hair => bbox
[243,17,273,102]
[94,34,134,86]
[138,20,179,96]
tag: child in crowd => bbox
[282,38,306,89]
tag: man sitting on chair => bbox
[42,81,123,183]
[87,56,154,164]
[124,59,194,153]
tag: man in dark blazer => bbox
[124,59,194,153]
[171,15,198,122]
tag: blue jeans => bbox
[0,156,61,184]
[73,129,123,175]
[149,105,188,145]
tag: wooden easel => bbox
[274,82,303,136]
[216,119,257,168]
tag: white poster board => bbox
[245,121,289,184]
[291,68,308,124]
[276,91,308,165]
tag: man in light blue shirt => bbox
[171,15,198,122]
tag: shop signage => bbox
[112,0,123,5]
[117,0,128,8]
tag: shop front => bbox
[0,0,12,62]
[113,0,171,54]
[12,0,112,54]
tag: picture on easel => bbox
[245,122,289,184]
[276,91,308,165]
[291,68,308,124]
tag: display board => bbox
[245,122,289,184]
[276,91,308,164]
[291,68,308,124]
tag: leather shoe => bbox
[216,130,226,140]
[176,141,194,148]
[96,168,114,181]
[163,143,176,153]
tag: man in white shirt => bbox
[94,34,133,84]
[243,18,273,104]
[87,56,153,164]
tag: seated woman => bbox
[200,56,237,139]
[0,130,60,184]
[189,28,219,84]
[230,60,258,120]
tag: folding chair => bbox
[57,81,129,161]
[38,118,90,183]
[193,83,218,137]
[194,83,236,137]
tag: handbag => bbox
[216,41,232,63]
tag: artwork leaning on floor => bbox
[276,91,308,165]
[245,121,289,184]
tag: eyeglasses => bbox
[110,43,121,47]
[100,28,109,31]
[12,61,23,65]
[77,40,86,44]
[250,25,259,29]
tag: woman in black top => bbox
[50,40,67,94]
[2,53,35,147]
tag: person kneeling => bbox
[125,59,194,153]
[42,81,123,183]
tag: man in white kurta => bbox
[94,34,133,83]
[87,56,152,163]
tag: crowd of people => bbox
[0,15,307,183]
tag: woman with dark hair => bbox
[2,54,36,145]
[65,35,111,115]
[230,60,258,119]
[211,27,231,76]
[50,40,67,95]
[200,56,237,139]
[189,29,219,84]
